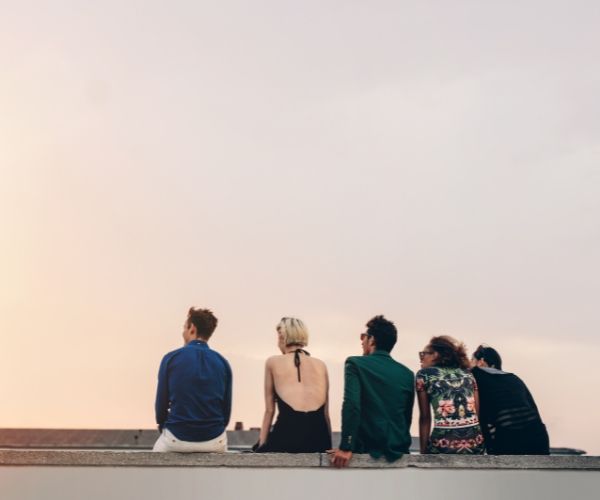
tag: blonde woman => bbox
[255,317,331,452]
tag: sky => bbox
[1,1,599,454]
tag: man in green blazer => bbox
[329,315,415,467]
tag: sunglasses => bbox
[419,350,434,360]
[360,332,373,341]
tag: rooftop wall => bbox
[1,449,599,469]
[1,451,599,500]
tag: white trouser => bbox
[152,428,227,453]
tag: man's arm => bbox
[329,358,361,468]
[155,356,169,430]
[520,377,541,414]
[405,376,416,430]
[339,359,361,451]
[222,359,233,429]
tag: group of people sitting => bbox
[153,307,550,466]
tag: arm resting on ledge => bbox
[417,389,432,454]
[258,359,276,447]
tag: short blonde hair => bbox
[277,317,309,347]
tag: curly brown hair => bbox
[428,335,470,370]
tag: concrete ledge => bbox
[1,450,599,470]
[349,454,600,469]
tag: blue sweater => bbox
[155,340,232,442]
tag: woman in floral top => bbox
[416,336,484,454]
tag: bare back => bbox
[267,352,328,411]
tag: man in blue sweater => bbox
[153,307,232,452]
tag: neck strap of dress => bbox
[292,348,310,382]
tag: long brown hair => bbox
[428,335,470,370]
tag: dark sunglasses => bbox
[419,350,434,359]
[360,332,373,340]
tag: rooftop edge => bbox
[1,450,598,470]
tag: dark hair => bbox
[366,315,397,353]
[428,335,470,370]
[187,307,218,340]
[473,344,502,370]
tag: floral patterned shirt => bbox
[416,366,484,454]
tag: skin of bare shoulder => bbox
[266,354,294,371]
[268,353,328,411]
[265,355,280,365]
[267,352,323,367]
[311,357,328,375]
[312,356,326,368]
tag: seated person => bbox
[416,336,484,454]
[255,317,331,452]
[153,307,232,452]
[471,345,550,455]
[328,315,415,467]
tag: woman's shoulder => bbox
[308,354,326,365]
[265,354,287,366]
[295,353,328,373]
[416,366,440,378]
[443,366,474,378]
[311,357,329,376]
[446,368,478,387]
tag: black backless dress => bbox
[255,350,331,453]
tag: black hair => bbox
[473,344,502,370]
[366,315,397,353]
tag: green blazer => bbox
[339,350,414,461]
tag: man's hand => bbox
[327,448,353,468]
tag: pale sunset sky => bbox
[1,1,599,454]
